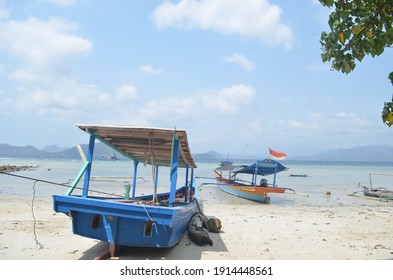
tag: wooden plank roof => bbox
[76,124,197,168]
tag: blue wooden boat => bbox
[53,125,199,257]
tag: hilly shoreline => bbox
[1,143,393,163]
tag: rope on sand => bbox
[0,170,124,249]
[31,180,44,249]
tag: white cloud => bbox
[141,97,194,119]
[0,10,96,121]
[0,72,142,122]
[116,84,138,100]
[278,96,290,105]
[288,120,306,129]
[305,63,330,72]
[201,84,256,114]
[300,111,370,134]
[247,119,264,133]
[139,64,162,76]
[0,0,9,19]
[151,0,295,49]
[126,84,256,128]
[39,0,77,6]
[335,112,351,119]
[0,17,92,73]
[223,53,255,72]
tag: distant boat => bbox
[355,173,393,201]
[363,186,393,200]
[211,159,293,204]
[98,153,119,160]
[53,124,200,258]
[290,174,308,177]
[363,173,393,200]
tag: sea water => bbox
[1,158,393,207]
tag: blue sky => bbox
[0,0,392,158]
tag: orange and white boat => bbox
[212,159,292,204]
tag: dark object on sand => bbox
[188,213,222,246]
[188,213,213,246]
[205,217,222,233]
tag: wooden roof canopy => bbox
[77,124,197,168]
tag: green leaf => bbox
[318,0,393,126]
[389,72,393,86]
[319,0,334,7]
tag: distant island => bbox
[1,143,393,163]
[0,143,219,162]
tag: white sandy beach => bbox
[1,185,392,261]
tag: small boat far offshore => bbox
[53,124,200,258]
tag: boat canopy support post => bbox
[169,132,180,205]
[184,165,189,203]
[272,163,278,187]
[66,161,90,195]
[191,168,196,199]
[153,165,159,202]
[253,162,258,186]
[82,134,95,197]
[131,160,139,199]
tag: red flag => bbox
[269,148,287,160]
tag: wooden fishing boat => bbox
[53,124,200,257]
[212,159,291,203]
[363,187,393,200]
[361,173,393,200]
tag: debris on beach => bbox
[187,213,222,246]
[206,217,222,233]
[0,165,38,173]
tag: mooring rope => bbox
[31,180,44,249]
[0,171,124,197]
[141,203,153,221]
[1,170,125,250]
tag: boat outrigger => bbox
[53,124,200,258]
[211,159,294,203]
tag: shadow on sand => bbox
[78,230,228,260]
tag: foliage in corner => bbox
[319,0,393,126]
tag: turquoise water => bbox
[1,158,393,207]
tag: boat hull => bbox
[217,184,270,203]
[213,171,285,203]
[53,193,199,248]
[363,187,393,200]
